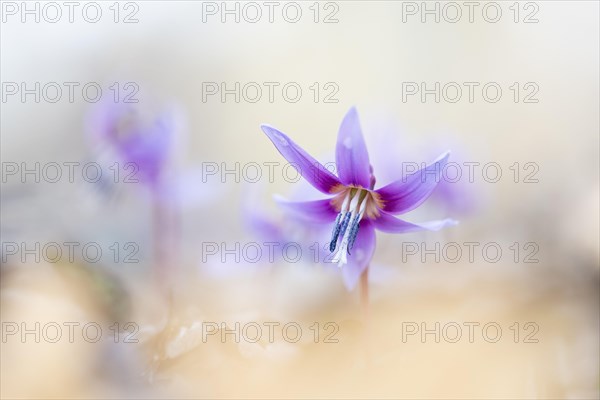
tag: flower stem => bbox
[152,184,175,299]
[360,265,371,366]
[360,265,369,323]
[152,189,167,287]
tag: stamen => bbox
[347,199,367,253]
[329,211,351,252]
[346,215,361,254]
[338,211,352,239]
[340,191,352,213]
[340,195,359,236]
[331,192,366,267]
[328,185,385,267]
[357,192,368,217]
[328,191,353,252]
[328,213,342,252]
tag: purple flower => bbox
[262,107,457,289]
[86,100,174,187]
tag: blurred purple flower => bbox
[262,107,457,289]
[370,126,481,216]
[242,183,330,268]
[86,100,174,187]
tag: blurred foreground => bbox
[1,255,598,399]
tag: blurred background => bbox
[1,1,598,398]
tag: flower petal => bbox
[335,107,372,188]
[373,211,458,233]
[245,209,284,243]
[274,196,337,223]
[262,125,341,194]
[376,151,450,214]
[341,220,376,290]
[242,184,284,242]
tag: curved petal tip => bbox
[436,150,451,162]
[261,124,289,147]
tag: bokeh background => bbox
[1,1,598,398]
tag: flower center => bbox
[328,185,382,267]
